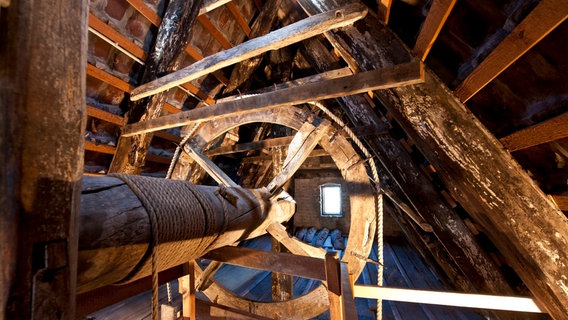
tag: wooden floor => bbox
[87,235,488,319]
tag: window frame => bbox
[320,183,342,217]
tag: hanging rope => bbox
[309,101,384,320]
[110,174,225,320]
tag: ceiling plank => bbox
[123,61,424,136]
[85,141,116,155]
[86,64,134,92]
[226,2,251,36]
[205,136,294,156]
[88,13,147,61]
[126,0,161,26]
[500,112,568,152]
[130,3,369,101]
[378,0,392,24]
[198,15,233,49]
[453,0,568,102]
[199,0,232,15]
[413,0,457,61]
[86,105,124,126]
[298,0,568,317]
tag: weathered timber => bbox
[183,145,239,187]
[226,2,251,36]
[453,0,568,102]
[88,13,147,61]
[174,107,375,319]
[271,237,294,301]
[199,0,232,15]
[413,0,457,61]
[77,175,294,293]
[123,62,424,136]
[500,112,568,152]
[267,223,327,258]
[109,0,204,175]
[130,3,369,100]
[86,105,124,126]
[268,118,332,193]
[198,15,233,49]
[299,0,568,317]
[1,0,87,318]
[299,36,512,296]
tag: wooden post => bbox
[0,1,87,319]
[179,261,196,320]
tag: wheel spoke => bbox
[267,117,331,193]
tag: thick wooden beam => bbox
[298,1,568,317]
[202,246,327,280]
[453,0,568,102]
[550,195,568,211]
[266,223,327,258]
[123,62,424,136]
[298,37,511,296]
[86,64,133,92]
[85,141,116,155]
[224,0,283,94]
[205,136,294,156]
[413,0,457,61]
[500,112,568,152]
[109,0,204,175]
[353,286,544,313]
[130,3,369,100]
[1,0,87,318]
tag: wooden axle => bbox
[77,175,295,293]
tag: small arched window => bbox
[320,183,342,217]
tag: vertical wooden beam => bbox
[454,0,568,102]
[271,239,294,301]
[325,252,344,320]
[179,261,196,320]
[413,0,457,61]
[0,0,87,318]
[109,0,204,175]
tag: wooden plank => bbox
[353,286,544,313]
[86,64,133,92]
[124,62,424,136]
[130,3,369,100]
[198,15,233,49]
[184,46,230,85]
[127,0,161,26]
[499,112,568,152]
[325,252,344,320]
[340,262,357,319]
[412,0,457,61]
[184,145,239,187]
[85,141,116,155]
[227,2,251,36]
[297,0,568,317]
[266,223,327,258]
[180,82,216,105]
[145,153,172,164]
[271,238,293,301]
[267,118,332,193]
[202,246,327,280]
[550,195,568,211]
[178,261,196,320]
[378,0,392,24]
[88,12,147,61]
[454,0,568,102]
[1,0,87,317]
[86,105,124,126]
[205,136,293,156]
[218,67,353,103]
[163,102,182,114]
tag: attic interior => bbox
[1,0,567,319]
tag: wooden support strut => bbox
[130,3,369,100]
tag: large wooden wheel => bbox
[172,106,376,319]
